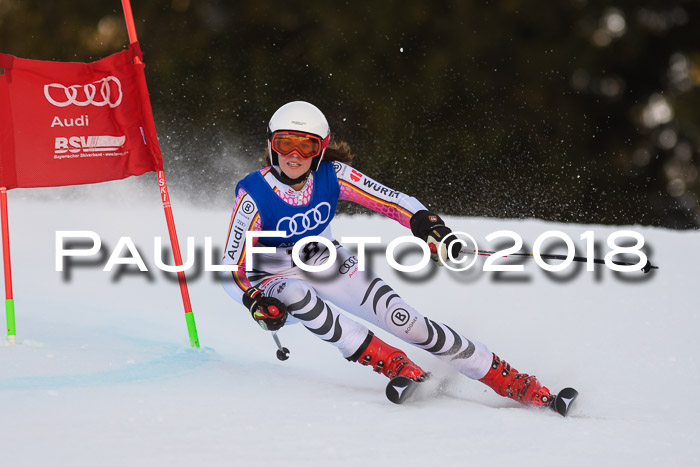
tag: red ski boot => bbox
[479,353,553,407]
[349,332,428,381]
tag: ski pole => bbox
[272,331,290,361]
[462,248,658,273]
[430,243,658,273]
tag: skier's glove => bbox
[242,287,288,331]
[410,210,462,266]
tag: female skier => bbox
[221,101,554,409]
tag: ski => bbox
[387,376,579,417]
[550,387,578,417]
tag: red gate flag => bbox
[0,42,163,189]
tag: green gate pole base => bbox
[6,298,16,345]
[185,311,199,348]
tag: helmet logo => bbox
[291,120,307,126]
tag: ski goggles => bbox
[270,131,328,159]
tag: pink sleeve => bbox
[222,188,262,295]
[231,216,261,293]
[339,180,414,227]
[335,163,426,228]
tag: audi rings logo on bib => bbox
[276,202,332,237]
[44,76,123,108]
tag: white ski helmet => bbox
[267,101,331,173]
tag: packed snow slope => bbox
[1,180,699,467]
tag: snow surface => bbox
[2,178,699,467]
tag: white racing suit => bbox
[221,161,492,379]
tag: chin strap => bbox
[270,165,310,186]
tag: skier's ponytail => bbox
[323,140,354,165]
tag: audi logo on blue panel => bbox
[276,202,332,237]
